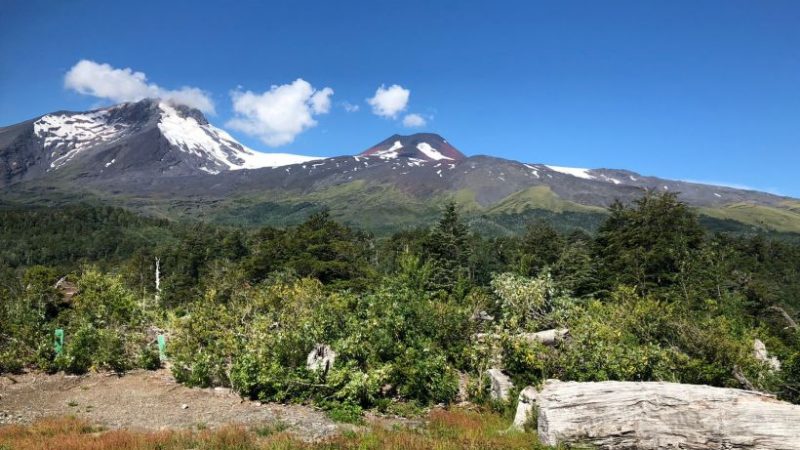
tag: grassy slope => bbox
[699,202,800,234]
[4,179,800,236]
[486,186,606,215]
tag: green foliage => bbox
[138,345,162,370]
[422,202,473,291]
[94,329,129,373]
[170,301,240,387]
[73,269,140,326]
[596,192,705,295]
[2,192,800,413]
[0,205,176,269]
[322,402,364,424]
[58,323,99,374]
[242,210,374,290]
[491,272,554,331]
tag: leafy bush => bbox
[59,323,99,374]
[138,345,162,370]
[491,272,555,331]
[322,401,364,424]
[94,329,129,373]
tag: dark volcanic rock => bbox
[360,133,465,161]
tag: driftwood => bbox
[474,329,569,367]
[518,328,569,346]
[513,379,800,449]
[473,328,569,347]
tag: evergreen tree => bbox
[423,202,472,291]
[595,192,705,296]
[517,220,564,276]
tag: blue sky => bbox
[1,0,798,196]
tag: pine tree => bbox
[423,202,472,291]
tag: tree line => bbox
[1,193,798,419]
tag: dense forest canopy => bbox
[1,192,799,418]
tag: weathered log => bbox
[473,328,569,347]
[513,379,800,449]
[518,328,569,347]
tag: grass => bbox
[0,408,553,450]
[487,186,606,215]
[699,202,800,234]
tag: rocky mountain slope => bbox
[2,99,799,234]
[0,99,317,185]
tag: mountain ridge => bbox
[2,99,799,235]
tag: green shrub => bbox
[95,330,128,373]
[322,401,364,424]
[61,324,99,374]
[138,345,162,370]
[0,348,24,373]
[392,348,459,404]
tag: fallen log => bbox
[473,328,569,347]
[518,328,569,347]
[513,379,800,449]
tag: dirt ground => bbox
[0,369,341,441]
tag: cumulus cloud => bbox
[341,101,360,112]
[64,59,215,114]
[310,87,334,114]
[402,113,427,128]
[226,79,334,147]
[367,84,409,118]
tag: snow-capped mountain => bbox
[1,100,798,235]
[0,98,317,184]
[360,133,465,161]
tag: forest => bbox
[1,192,799,422]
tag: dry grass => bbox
[0,408,551,450]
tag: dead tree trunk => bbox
[513,379,800,449]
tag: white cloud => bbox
[367,84,409,118]
[402,113,427,128]
[341,101,360,112]
[310,87,334,114]
[64,59,215,114]
[226,78,334,147]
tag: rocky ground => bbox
[0,369,341,441]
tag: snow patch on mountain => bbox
[370,140,404,159]
[157,103,318,170]
[34,111,129,170]
[545,165,595,180]
[29,101,318,173]
[416,142,453,161]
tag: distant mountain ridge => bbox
[2,99,799,235]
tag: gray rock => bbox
[512,386,537,429]
[486,369,514,401]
